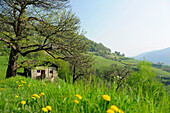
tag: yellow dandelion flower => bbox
[42,107,48,112]
[102,95,111,101]
[107,109,115,113]
[16,95,19,98]
[110,105,119,112]
[32,94,39,97]
[39,93,45,96]
[73,100,79,104]
[21,84,24,86]
[21,101,26,105]
[32,94,40,98]
[16,81,18,83]
[28,84,30,87]
[21,81,26,83]
[43,83,46,86]
[75,94,82,100]
[118,109,124,113]
[18,85,21,87]
[46,106,52,111]
[31,96,36,99]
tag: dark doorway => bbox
[41,70,45,79]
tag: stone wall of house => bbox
[31,66,58,79]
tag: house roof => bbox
[39,61,59,68]
[25,60,59,69]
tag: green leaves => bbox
[126,60,165,100]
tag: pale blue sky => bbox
[70,0,170,57]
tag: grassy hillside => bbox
[93,56,119,69]
[93,55,170,85]
[0,75,169,113]
[0,56,8,80]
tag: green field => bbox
[94,55,170,85]
[0,56,8,80]
[94,56,119,69]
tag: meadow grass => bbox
[94,56,121,69]
[152,68,170,78]
[0,75,169,113]
[0,55,169,112]
[0,56,8,80]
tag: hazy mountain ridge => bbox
[134,47,170,65]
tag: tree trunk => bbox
[73,65,76,83]
[6,48,19,78]
[24,68,31,78]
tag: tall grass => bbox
[0,73,169,113]
[0,56,8,80]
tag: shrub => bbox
[126,60,165,100]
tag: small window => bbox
[50,70,53,74]
[37,70,40,73]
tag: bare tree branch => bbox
[21,46,52,56]
[0,38,16,50]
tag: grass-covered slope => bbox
[94,55,170,85]
[93,56,119,69]
[0,76,169,113]
[0,56,8,80]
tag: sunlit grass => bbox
[0,56,8,80]
[0,75,169,113]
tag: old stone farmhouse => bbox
[24,61,58,80]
